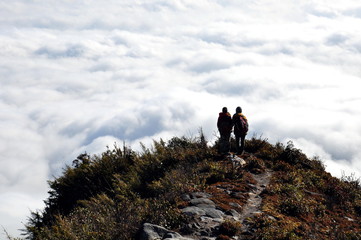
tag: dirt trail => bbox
[239,170,273,234]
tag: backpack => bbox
[235,114,248,135]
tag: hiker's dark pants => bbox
[219,131,231,154]
[235,134,246,154]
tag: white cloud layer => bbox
[1,0,361,237]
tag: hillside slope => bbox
[23,134,361,240]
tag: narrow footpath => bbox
[239,170,273,236]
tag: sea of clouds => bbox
[1,0,361,237]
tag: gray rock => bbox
[190,192,212,199]
[229,202,241,208]
[248,192,257,197]
[164,235,194,239]
[195,204,217,209]
[267,215,277,221]
[190,198,215,206]
[140,223,177,239]
[139,223,193,240]
[181,206,206,216]
[164,232,183,238]
[203,207,224,219]
[251,211,263,217]
[231,192,245,199]
[200,229,210,236]
[231,156,246,167]
[227,209,240,218]
[181,194,191,202]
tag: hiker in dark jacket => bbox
[232,106,248,155]
[217,107,233,154]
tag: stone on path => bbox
[139,223,193,240]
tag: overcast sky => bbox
[1,0,361,237]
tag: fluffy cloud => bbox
[1,0,361,237]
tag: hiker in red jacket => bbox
[217,107,233,154]
[232,106,248,155]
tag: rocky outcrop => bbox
[181,194,224,220]
[138,157,273,240]
[180,192,225,239]
[139,223,193,240]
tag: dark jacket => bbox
[217,112,233,134]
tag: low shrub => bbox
[216,234,232,240]
[205,162,228,184]
[248,215,303,240]
[279,197,309,217]
[279,141,308,166]
[245,156,265,174]
[244,135,271,154]
[332,229,361,240]
[309,156,325,171]
[218,219,241,237]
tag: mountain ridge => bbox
[19,134,361,239]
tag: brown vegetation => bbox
[23,134,360,239]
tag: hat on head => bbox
[222,107,228,113]
[236,106,242,113]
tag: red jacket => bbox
[217,112,233,133]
